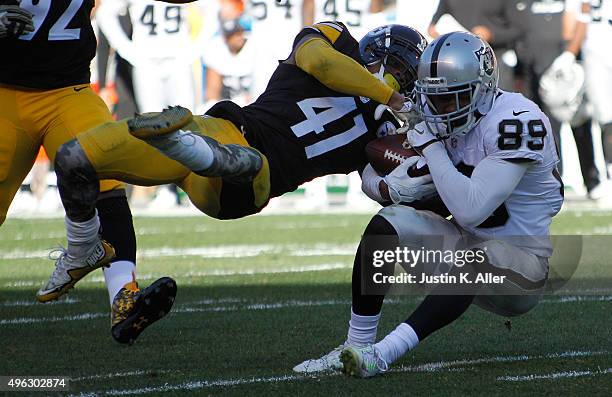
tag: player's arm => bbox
[419,143,529,228]
[96,0,138,65]
[286,32,404,109]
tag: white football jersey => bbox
[443,91,563,257]
[582,0,612,60]
[245,0,304,97]
[313,0,371,38]
[204,35,256,106]
[126,0,191,56]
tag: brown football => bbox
[366,134,430,177]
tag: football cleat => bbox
[111,277,177,345]
[127,105,193,139]
[37,239,115,303]
[340,345,388,378]
[293,344,347,374]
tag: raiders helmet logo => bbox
[475,46,495,76]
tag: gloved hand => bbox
[0,1,34,39]
[375,99,422,133]
[383,156,437,204]
[407,121,445,155]
[550,51,576,72]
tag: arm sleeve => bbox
[421,143,529,228]
[295,37,394,105]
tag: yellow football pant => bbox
[0,84,123,225]
[77,115,271,219]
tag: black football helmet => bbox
[359,25,427,96]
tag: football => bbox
[366,134,430,177]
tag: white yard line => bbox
[0,244,356,261]
[1,297,78,307]
[497,367,612,382]
[70,350,609,396]
[0,312,106,325]
[2,294,610,326]
[72,370,172,382]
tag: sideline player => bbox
[295,32,563,376]
[48,22,431,292]
[0,0,177,344]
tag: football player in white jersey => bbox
[246,0,307,97]
[305,0,384,39]
[578,0,612,173]
[294,32,564,377]
[96,0,214,112]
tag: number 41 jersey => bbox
[444,90,564,257]
[0,0,97,89]
[207,22,397,198]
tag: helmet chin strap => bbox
[373,56,401,92]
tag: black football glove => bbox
[0,1,34,39]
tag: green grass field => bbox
[0,210,611,396]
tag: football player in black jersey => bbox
[0,0,181,345]
[49,21,428,283]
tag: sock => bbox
[103,260,136,305]
[374,322,419,365]
[65,210,100,257]
[347,308,381,347]
[149,130,214,171]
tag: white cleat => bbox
[340,345,388,378]
[37,238,115,302]
[293,344,347,374]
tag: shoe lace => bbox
[47,246,70,281]
[373,347,389,373]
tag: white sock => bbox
[347,308,381,347]
[65,210,100,257]
[374,323,420,365]
[150,130,214,171]
[103,260,136,306]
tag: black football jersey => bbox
[207,22,397,198]
[0,0,96,89]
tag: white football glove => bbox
[374,99,422,133]
[550,51,576,72]
[383,156,437,204]
[407,121,445,154]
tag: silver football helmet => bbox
[415,32,499,138]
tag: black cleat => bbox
[111,277,177,345]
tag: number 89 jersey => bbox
[0,0,97,89]
[444,91,563,257]
[206,22,397,198]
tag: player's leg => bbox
[344,239,547,378]
[295,205,460,374]
[0,86,40,226]
[341,205,463,377]
[128,107,263,183]
[584,55,612,175]
[129,107,272,218]
[38,86,180,342]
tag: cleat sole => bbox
[128,106,193,139]
[111,277,177,344]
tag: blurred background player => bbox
[578,0,612,179]
[245,0,308,98]
[427,0,520,90]
[0,0,176,344]
[202,13,255,110]
[512,0,602,199]
[305,0,385,39]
